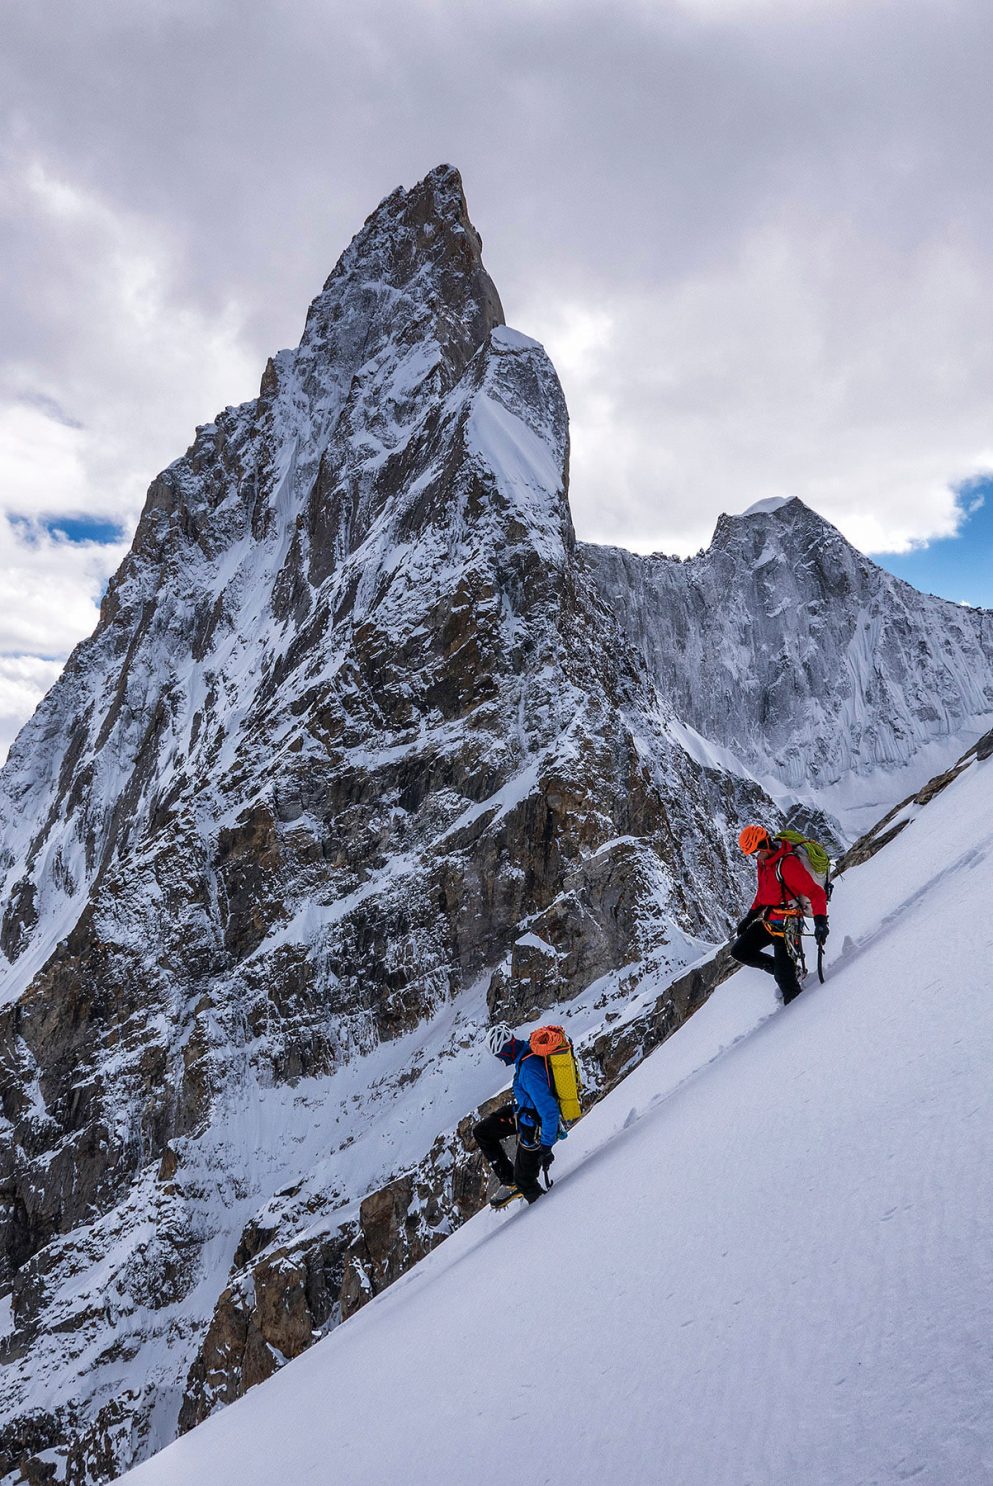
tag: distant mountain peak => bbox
[586,493,993,820]
[741,495,794,517]
[709,496,846,558]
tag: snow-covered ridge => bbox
[584,496,993,832]
[742,494,791,516]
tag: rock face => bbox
[0,166,771,1483]
[177,1106,494,1432]
[586,502,993,810]
[1,167,992,1485]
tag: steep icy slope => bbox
[118,727,993,1486]
[586,498,993,833]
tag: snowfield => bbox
[117,742,993,1485]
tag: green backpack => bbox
[776,829,832,907]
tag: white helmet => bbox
[484,1022,514,1056]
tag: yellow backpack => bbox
[529,1025,583,1125]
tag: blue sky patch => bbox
[875,477,993,611]
[42,516,125,545]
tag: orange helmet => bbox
[738,824,770,855]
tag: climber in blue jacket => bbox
[473,1023,562,1206]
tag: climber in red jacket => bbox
[731,824,829,1004]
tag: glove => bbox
[735,908,760,937]
[813,915,829,946]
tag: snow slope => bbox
[119,737,993,1486]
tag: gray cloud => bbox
[0,0,992,724]
[7,1,991,345]
[15,391,84,430]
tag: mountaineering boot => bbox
[489,1184,522,1209]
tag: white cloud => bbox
[525,214,993,557]
[0,402,95,518]
[0,655,66,763]
[0,516,128,658]
[673,0,862,15]
[1,156,259,535]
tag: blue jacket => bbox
[512,1043,562,1148]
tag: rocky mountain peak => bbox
[711,495,834,550]
[298,162,504,395]
[0,168,565,1005]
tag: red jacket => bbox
[750,840,828,917]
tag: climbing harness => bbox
[763,906,808,982]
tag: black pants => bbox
[730,919,803,1003]
[473,1104,546,1202]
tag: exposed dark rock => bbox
[972,725,993,762]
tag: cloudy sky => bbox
[2,0,992,756]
